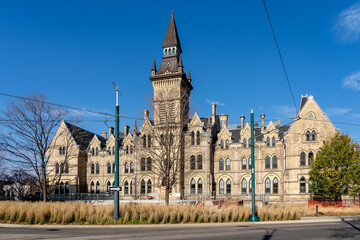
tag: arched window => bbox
[112,146,115,155]
[243,138,247,148]
[272,155,278,169]
[300,177,306,193]
[55,186,59,195]
[148,135,151,148]
[219,158,224,170]
[300,152,306,166]
[191,131,195,145]
[197,179,203,194]
[124,181,129,195]
[196,131,200,145]
[59,147,62,155]
[60,182,64,194]
[92,148,95,156]
[107,181,111,192]
[165,49,168,55]
[190,178,196,194]
[308,178,313,193]
[225,158,231,170]
[130,162,134,173]
[248,138,251,148]
[65,182,69,194]
[91,163,94,174]
[55,163,60,174]
[112,162,115,174]
[220,140,224,149]
[108,147,111,155]
[140,157,146,171]
[147,157,152,171]
[273,178,278,194]
[107,162,111,174]
[197,155,202,170]
[266,137,270,147]
[308,151,314,165]
[226,179,231,195]
[96,147,99,156]
[96,181,100,194]
[312,131,316,141]
[306,131,310,141]
[130,181,133,194]
[126,146,129,154]
[60,163,64,173]
[160,134,164,145]
[225,140,229,149]
[190,155,196,170]
[242,157,247,170]
[249,178,252,193]
[249,157,252,169]
[265,178,271,194]
[272,136,276,147]
[124,162,129,173]
[147,179,152,194]
[90,181,94,193]
[96,163,100,174]
[143,134,147,148]
[219,179,224,194]
[265,156,270,169]
[169,133,174,146]
[141,179,146,194]
[241,179,247,194]
[130,146,133,154]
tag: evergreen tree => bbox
[309,132,360,200]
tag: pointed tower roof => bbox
[187,70,191,81]
[162,11,182,53]
[151,59,157,72]
[133,121,138,136]
[178,55,183,67]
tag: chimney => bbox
[101,132,107,139]
[124,125,130,137]
[261,114,265,132]
[220,114,228,128]
[240,115,245,129]
[144,109,150,120]
[211,103,216,124]
[108,126,114,136]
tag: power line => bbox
[0,92,142,121]
[261,0,298,115]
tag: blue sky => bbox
[0,1,359,143]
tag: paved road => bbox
[0,216,359,240]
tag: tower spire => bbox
[162,11,182,53]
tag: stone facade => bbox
[47,13,337,203]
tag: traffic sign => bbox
[109,186,122,192]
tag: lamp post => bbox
[250,110,260,222]
[113,82,120,221]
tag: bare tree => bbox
[139,89,191,205]
[6,169,37,198]
[0,93,78,201]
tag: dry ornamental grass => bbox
[0,201,359,225]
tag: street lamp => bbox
[112,82,120,221]
[250,110,260,222]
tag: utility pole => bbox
[250,110,260,222]
[113,82,120,221]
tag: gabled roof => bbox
[162,11,182,53]
[64,121,106,150]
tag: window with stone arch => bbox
[266,137,270,147]
[124,162,129,173]
[96,163,100,174]
[124,181,129,195]
[243,138,247,148]
[96,181,100,194]
[90,181,94,193]
[273,177,278,194]
[312,130,316,141]
[130,162,134,173]
[147,157,152,171]
[197,178,203,194]
[190,155,196,170]
[197,155,202,170]
[225,158,231,170]
[56,163,60,174]
[108,147,111,155]
[140,157,146,171]
[307,112,315,119]
[196,131,200,145]
[112,162,115,174]
[249,178,252,193]
[300,152,306,166]
[308,151,314,165]
[249,157,252,169]
[225,140,229,149]
[265,156,271,169]
[141,179,146,194]
[190,178,196,194]
[241,178,247,194]
[107,162,111,174]
[226,179,231,195]
[147,179,152,194]
[272,155,278,169]
[191,131,195,145]
[219,179,224,194]
[272,136,276,147]
[107,181,111,193]
[91,163,94,174]
[148,135,151,148]
[248,138,251,148]
[143,134,147,148]
[219,158,224,171]
[300,176,306,193]
[220,140,224,149]
[306,131,310,141]
[265,178,271,194]
[242,157,247,170]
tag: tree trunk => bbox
[42,164,47,202]
[165,186,170,205]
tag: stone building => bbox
[47,13,337,203]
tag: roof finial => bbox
[172,10,174,15]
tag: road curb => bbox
[0,216,359,229]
